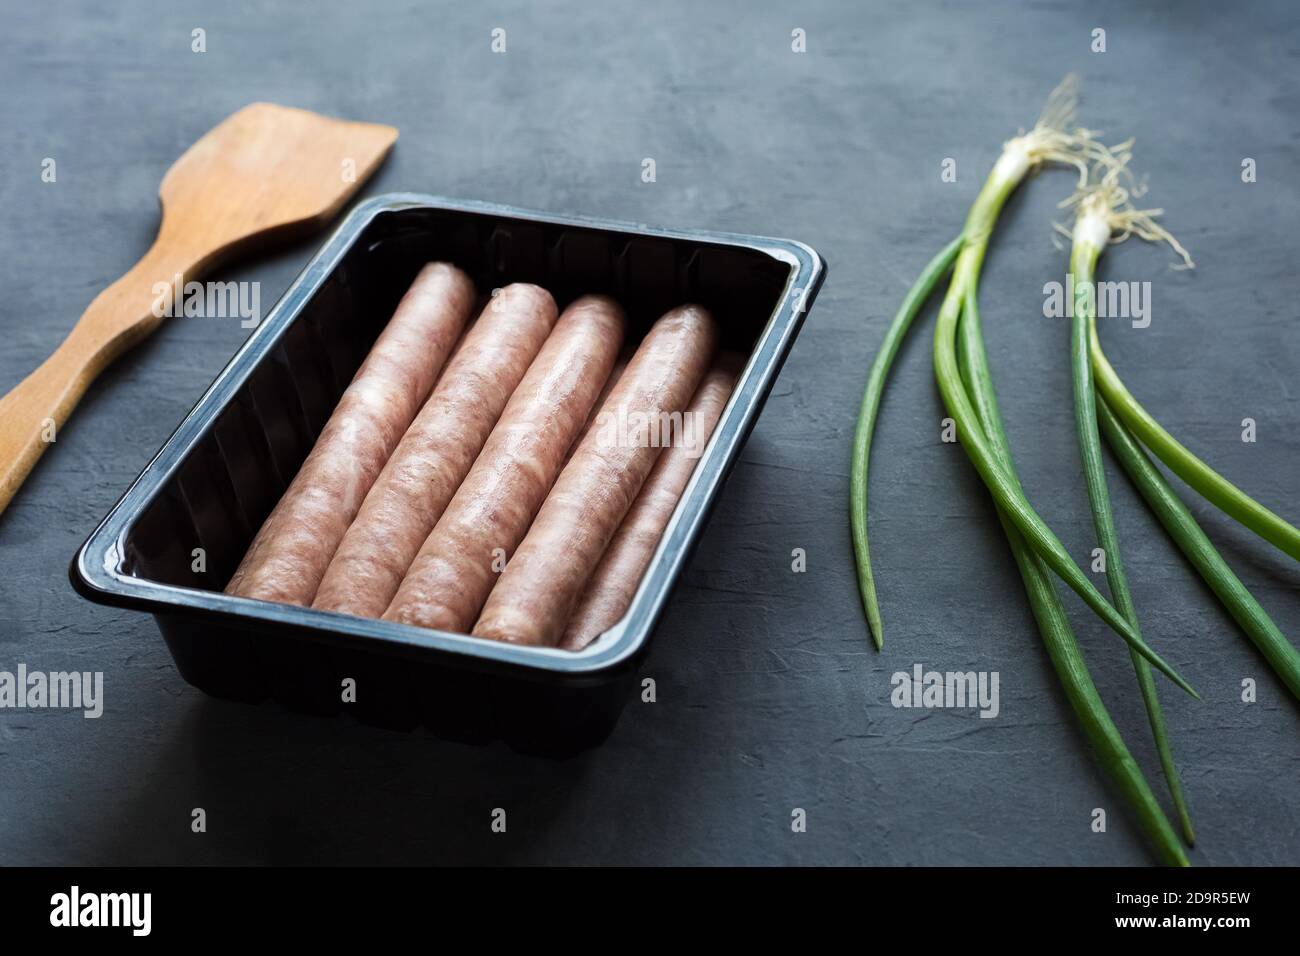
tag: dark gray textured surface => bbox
[1,0,1297,866]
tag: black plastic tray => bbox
[71,193,825,755]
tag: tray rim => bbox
[70,192,826,679]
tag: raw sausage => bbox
[382,295,624,632]
[225,262,475,605]
[314,284,554,617]
[383,294,625,632]
[313,284,557,617]
[226,263,474,605]
[473,304,718,646]
[474,305,718,646]
[559,356,738,650]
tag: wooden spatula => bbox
[0,103,398,517]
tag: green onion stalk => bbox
[1077,176,1300,562]
[850,236,962,648]
[1066,178,1194,845]
[926,109,1196,698]
[1095,340,1300,563]
[958,289,1189,868]
[1098,397,1300,701]
[1067,168,1300,701]
[937,162,1191,865]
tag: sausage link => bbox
[473,304,718,646]
[383,294,625,633]
[559,356,738,650]
[313,284,558,617]
[225,262,475,605]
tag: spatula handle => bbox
[0,240,202,515]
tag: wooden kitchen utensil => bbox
[0,103,398,516]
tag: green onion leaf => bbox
[958,285,1189,868]
[1070,235,1195,845]
[1097,395,1300,702]
[933,221,1197,698]
[1093,340,1300,562]
[850,235,964,648]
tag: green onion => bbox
[852,76,1194,865]
[1097,396,1300,701]
[1068,191,1194,845]
[851,77,1198,700]
[931,181,1197,698]
[958,286,1189,868]
[1063,163,1299,700]
[850,235,963,648]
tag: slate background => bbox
[1,0,1296,866]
